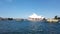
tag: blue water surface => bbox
[0,20,60,34]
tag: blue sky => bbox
[0,0,60,18]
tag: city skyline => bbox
[0,0,60,18]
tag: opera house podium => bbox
[28,13,44,21]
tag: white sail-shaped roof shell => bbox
[29,13,44,19]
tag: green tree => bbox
[54,15,58,19]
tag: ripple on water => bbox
[0,20,60,34]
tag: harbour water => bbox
[0,20,60,34]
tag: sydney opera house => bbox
[28,13,44,21]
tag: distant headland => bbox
[0,13,60,23]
